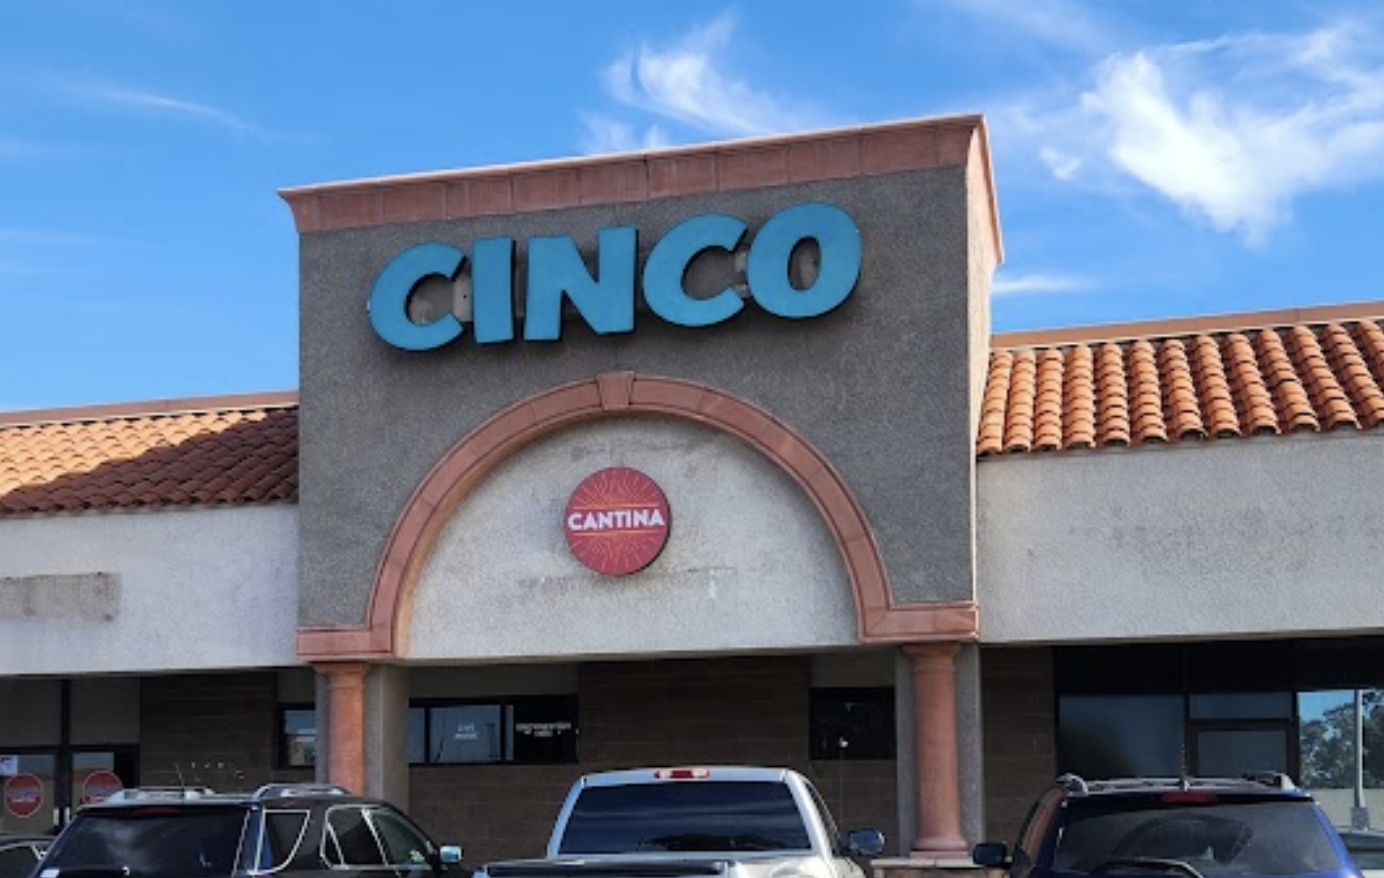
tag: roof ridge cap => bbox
[992,301,1384,350]
[0,390,299,428]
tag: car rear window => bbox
[557,781,811,854]
[42,806,248,878]
[1052,797,1345,877]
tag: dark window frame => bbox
[408,695,578,767]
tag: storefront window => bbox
[1058,695,1184,778]
[1298,689,1383,827]
[278,706,317,768]
[410,697,577,765]
[0,753,56,834]
[809,688,895,760]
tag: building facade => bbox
[2,115,1382,868]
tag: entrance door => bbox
[0,748,137,832]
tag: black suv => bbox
[974,773,1362,878]
[35,784,463,878]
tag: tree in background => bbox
[1300,690,1384,788]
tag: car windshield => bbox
[1051,797,1345,877]
[42,806,248,878]
[556,781,811,854]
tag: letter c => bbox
[368,243,464,351]
[642,213,747,327]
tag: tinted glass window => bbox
[1053,798,1344,877]
[557,781,811,854]
[1058,695,1183,778]
[327,807,385,867]
[0,845,42,878]
[430,705,503,764]
[369,808,435,870]
[44,807,248,878]
[810,688,895,760]
[257,810,310,870]
[512,698,578,764]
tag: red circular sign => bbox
[81,770,124,805]
[4,773,43,818]
[564,467,671,576]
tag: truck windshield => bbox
[557,781,812,855]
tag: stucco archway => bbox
[297,371,977,661]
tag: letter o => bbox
[746,203,860,319]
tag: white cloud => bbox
[593,13,828,143]
[1019,18,1384,245]
[578,113,671,156]
[992,272,1092,298]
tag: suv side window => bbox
[1013,788,1064,877]
[370,807,437,873]
[257,809,311,870]
[325,807,387,867]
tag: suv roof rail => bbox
[252,782,353,799]
[103,785,215,802]
[1056,773,1089,794]
[1244,771,1297,790]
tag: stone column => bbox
[316,661,371,795]
[906,643,968,858]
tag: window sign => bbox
[430,705,503,764]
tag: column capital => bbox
[315,661,372,685]
[903,641,961,662]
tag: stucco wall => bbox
[0,505,299,675]
[977,431,1384,643]
[408,418,854,660]
[297,167,979,631]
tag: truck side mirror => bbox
[972,841,1010,868]
[846,828,886,857]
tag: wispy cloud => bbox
[578,113,671,156]
[584,12,829,152]
[992,272,1093,298]
[1013,18,1384,245]
[81,83,261,134]
[917,0,1116,55]
[22,68,271,138]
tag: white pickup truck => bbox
[474,766,886,878]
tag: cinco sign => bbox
[564,468,671,576]
[4,772,43,818]
[81,770,124,805]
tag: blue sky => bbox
[3,0,1383,410]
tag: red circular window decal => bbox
[564,467,671,576]
[4,773,43,818]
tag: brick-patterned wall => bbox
[140,672,311,790]
[806,759,898,846]
[979,647,1055,844]
[578,656,809,767]
[411,656,899,866]
[410,764,581,866]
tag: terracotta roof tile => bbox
[0,396,297,516]
[984,307,1384,457]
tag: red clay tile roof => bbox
[2,304,1381,516]
[980,303,1384,456]
[0,393,297,516]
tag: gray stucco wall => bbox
[297,168,980,629]
[977,431,1384,643]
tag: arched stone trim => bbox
[297,372,978,661]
